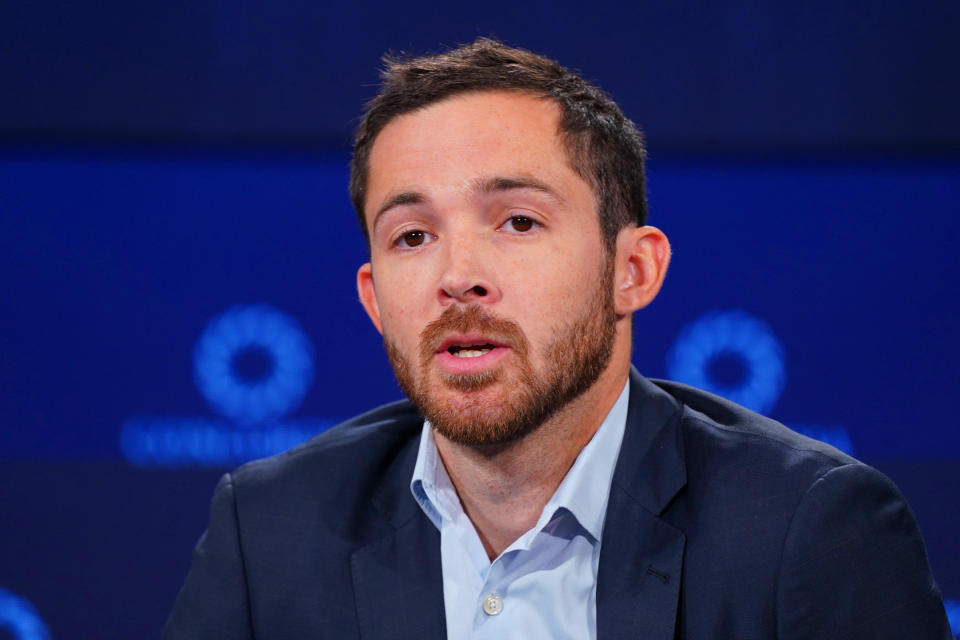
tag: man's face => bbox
[358,91,617,445]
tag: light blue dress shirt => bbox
[410,380,630,640]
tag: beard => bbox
[383,256,617,446]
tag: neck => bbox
[433,345,631,560]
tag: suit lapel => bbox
[350,512,445,639]
[349,421,447,640]
[597,370,687,640]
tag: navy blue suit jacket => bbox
[164,370,951,638]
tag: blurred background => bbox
[1,1,958,637]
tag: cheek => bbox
[512,251,605,348]
[372,271,433,342]
[514,243,601,307]
[378,302,417,343]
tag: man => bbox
[164,39,951,639]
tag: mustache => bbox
[419,305,529,362]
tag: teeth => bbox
[452,348,492,358]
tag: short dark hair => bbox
[349,37,648,250]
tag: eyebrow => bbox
[372,192,424,233]
[371,174,565,233]
[471,175,566,204]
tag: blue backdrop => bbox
[1,3,959,637]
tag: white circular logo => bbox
[0,587,50,640]
[193,305,314,425]
[667,310,786,414]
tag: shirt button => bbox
[482,594,503,616]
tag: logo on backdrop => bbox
[193,305,314,426]
[0,587,50,640]
[666,309,853,454]
[945,599,960,638]
[121,304,336,468]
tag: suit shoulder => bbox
[775,457,949,637]
[651,379,864,493]
[645,381,949,636]
[227,399,422,500]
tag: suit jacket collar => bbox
[351,416,447,639]
[351,367,688,640]
[613,368,687,516]
[596,368,687,639]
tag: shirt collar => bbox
[410,418,454,530]
[542,379,630,541]
[410,378,631,542]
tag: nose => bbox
[438,237,501,305]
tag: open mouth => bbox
[447,343,495,358]
[434,335,510,374]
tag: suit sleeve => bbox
[163,473,254,640]
[776,463,951,639]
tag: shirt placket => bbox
[471,552,511,638]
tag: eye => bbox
[501,216,538,233]
[394,229,434,249]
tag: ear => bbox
[356,262,383,334]
[613,225,671,315]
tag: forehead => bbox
[364,91,579,219]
